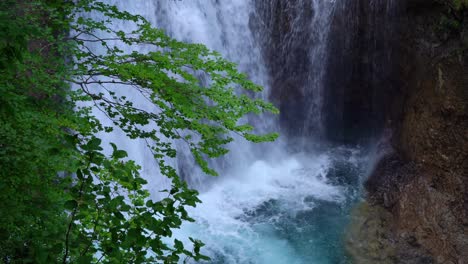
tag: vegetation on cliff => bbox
[437,0,468,38]
[0,1,278,263]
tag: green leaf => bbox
[82,137,102,151]
[112,149,128,159]
[174,239,184,251]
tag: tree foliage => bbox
[434,0,468,43]
[0,0,278,263]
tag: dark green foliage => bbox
[1,2,76,262]
[436,0,468,36]
[0,0,278,263]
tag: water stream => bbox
[90,0,374,263]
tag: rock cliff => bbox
[360,1,467,263]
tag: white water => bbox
[173,153,347,263]
[83,1,367,263]
[303,0,336,139]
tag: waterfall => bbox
[323,0,401,143]
[249,0,336,144]
[150,0,274,189]
[86,0,372,263]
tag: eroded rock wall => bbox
[364,1,468,263]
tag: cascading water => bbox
[88,0,373,263]
[249,0,336,143]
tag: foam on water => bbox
[178,158,317,259]
[171,149,363,263]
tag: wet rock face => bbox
[392,56,468,263]
[364,0,468,262]
[346,202,435,264]
[322,0,403,144]
[365,154,417,209]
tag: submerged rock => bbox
[345,202,398,264]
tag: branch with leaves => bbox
[1,0,278,263]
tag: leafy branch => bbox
[0,0,279,263]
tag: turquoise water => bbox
[173,148,366,264]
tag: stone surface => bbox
[363,1,468,263]
[346,202,398,264]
